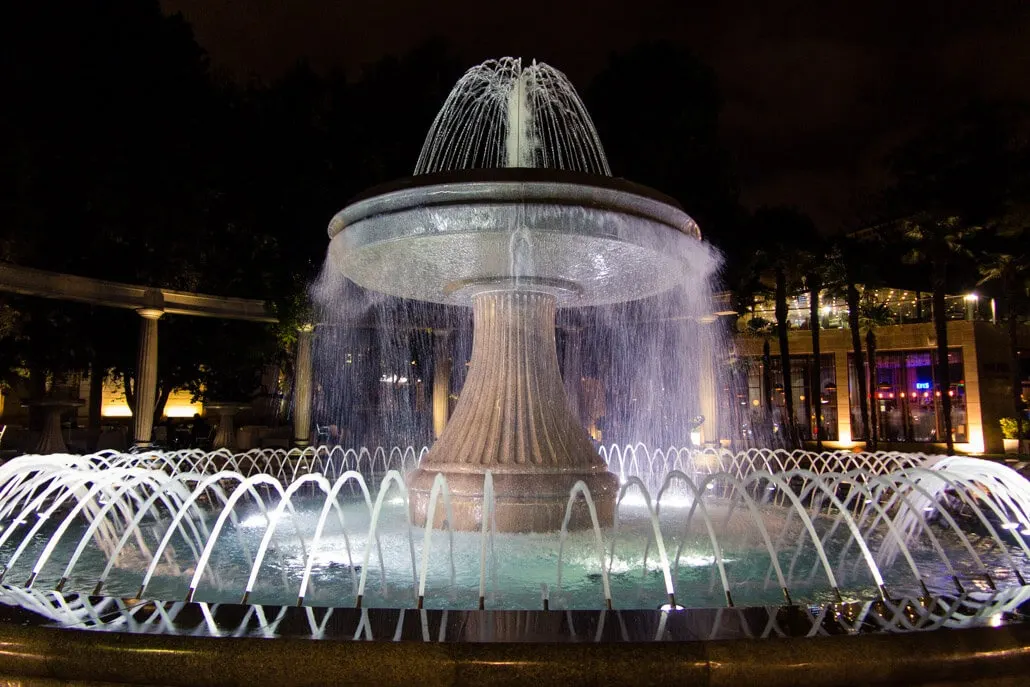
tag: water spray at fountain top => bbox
[414,57,612,176]
[327,57,704,309]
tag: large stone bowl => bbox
[328,168,703,308]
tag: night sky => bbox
[160,0,1030,231]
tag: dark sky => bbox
[160,0,1030,231]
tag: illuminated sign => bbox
[915,382,931,390]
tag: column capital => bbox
[137,308,164,320]
[297,322,316,334]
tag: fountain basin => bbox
[4,448,1030,611]
[327,169,702,308]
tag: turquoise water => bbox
[3,490,1023,611]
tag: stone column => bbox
[407,290,617,533]
[292,324,315,448]
[699,347,720,446]
[561,325,583,425]
[132,305,164,448]
[834,352,853,444]
[432,328,452,439]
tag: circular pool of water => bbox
[1,446,1028,613]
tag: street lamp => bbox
[964,293,978,321]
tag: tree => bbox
[0,0,248,424]
[800,238,830,450]
[860,301,895,449]
[586,42,742,256]
[846,276,871,448]
[744,317,776,415]
[0,1,221,287]
[748,207,819,447]
[978,237,1030,453]
[826,231,892,450]
[881,101,1022,453]
[824,240,870,448]
[901,216,978,453]
[112,317,278,421]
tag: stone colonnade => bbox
[129,300,318,449]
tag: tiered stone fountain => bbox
[328,58,704,531]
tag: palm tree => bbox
[773,261,796,444]
[745,316,776,414]
[860,301,894,450]
[808,270,824,450]
[801,239,829,450]
[978,242,1029,453]
[752,207,819,448]
[845,282,870,446]
[901,215,979,454]
[827,236,881,449]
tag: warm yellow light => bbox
[101,404,132,418]
[165,404,202,418]
[964,293,979,302]
[101,400,201,419]
[966,422,985,454]
[162,390,203,418]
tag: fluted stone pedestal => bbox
[206,403,249,451]
[29,399,84,454]
[408,290,617,532]
[431,329,452,439]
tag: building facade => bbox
[729,289,1030,454]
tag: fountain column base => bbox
[407,290,617,533]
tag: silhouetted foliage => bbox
[587,42,743,262]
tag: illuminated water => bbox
[2,447,1028,611]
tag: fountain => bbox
[0,58,1028,684]
[326,57,711,532]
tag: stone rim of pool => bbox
[0,586,1028,686]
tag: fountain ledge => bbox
[0,604,1027,686]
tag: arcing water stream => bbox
[1,446,1027,611]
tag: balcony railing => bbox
[737,287,994,331]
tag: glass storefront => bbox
[726,354,838,442]
[848,348,966,443]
